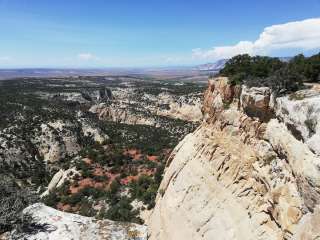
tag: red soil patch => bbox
[147,155,158,162]
[120,175,139,185]
[70,178,98,194]
[69,177,108,194]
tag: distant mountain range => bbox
[195,57,292,73]
[196,59,228,72]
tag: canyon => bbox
[0,76,204,240]
[1,75,320,240]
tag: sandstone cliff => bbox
[148,77,320,240]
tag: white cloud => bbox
[77,53,99,61]
[193,18,320,60]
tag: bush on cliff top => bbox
[219,53,320,94]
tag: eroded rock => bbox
[148,77,320,240]
[8,203,147,240]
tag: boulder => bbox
[241,86,273,121]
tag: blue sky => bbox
[0,0,320,68]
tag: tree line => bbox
[219,53,320,94]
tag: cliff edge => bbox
[148,77,320,240]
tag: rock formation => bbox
[148,77,320,239]
[156,93,203,123]
[40,168,80,197]
[89,88,203,125]
[7,203,147,240]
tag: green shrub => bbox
[154,164,164,185]
[43,191,60,207]
[109,179,121,195]
[61,192,83,205]
[0,175,38,234]
[78,201,96,217]
[129,174,160,208]
[219,53,320,94]
[220,54,284,84]
[104,197,142,224]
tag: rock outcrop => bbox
[36,121,81,163]
[34,120,108,163]
[8,203,147,240]
[156,93,203,122]
[148,77,320,239]
[89,103,158,126]
[40,168,80,197]
[89,88,203,125]
[275,89,320,156]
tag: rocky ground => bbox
[0,75,205,239]
[148,77,320,240]
[4,203,147,240]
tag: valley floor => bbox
[0,75,205,239]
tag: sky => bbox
[0,0,320,68]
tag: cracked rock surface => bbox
[8,203,147,240]
[148,77,320,240]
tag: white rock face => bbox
[41,168,80,197]
[148,78,320,240]
[149,126,283,240]
[265,119,320,189]
[36,121,80,163]
[35,119,108,162]
[9,203,147,240]
[275,89,320,156]
[80,120,109,144]
[293,206,320,240]
[89,87,203,125]
[156,95,203,122]
[90,103,158,126]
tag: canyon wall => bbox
[148,77,320,240]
